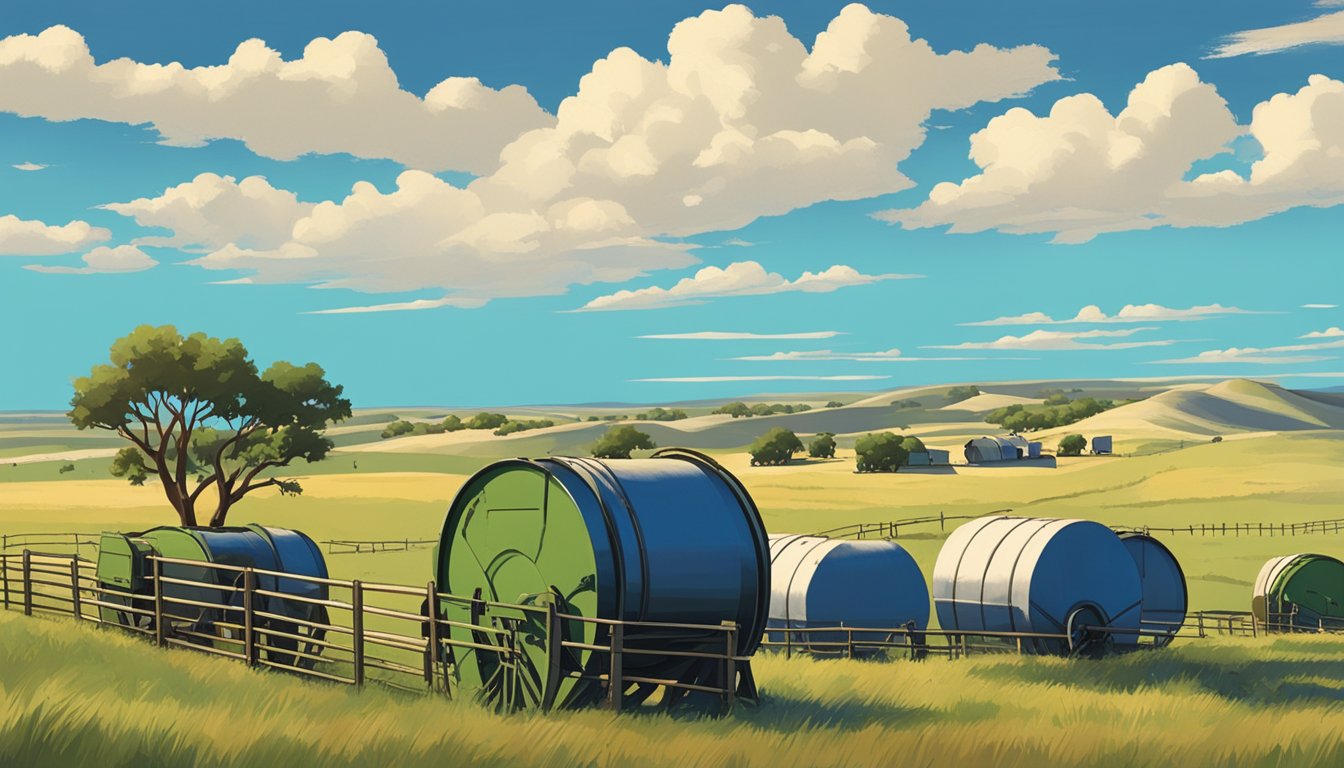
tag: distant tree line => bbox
[943,386,981,405]
[890,399,922,409]
[381,411,556,439]
[985,397,1117,432]
[713,401,813,418]
[636,407,688,421]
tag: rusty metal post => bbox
[22,550,32,616]
[243,568,256,666]
[352,580,365,687]
[608,622,624,713]
[152,557,165,646]
[425,581,439,689]
[722,621,737,711]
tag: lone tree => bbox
[69,325,350,528]
[592,425,655,459]
[1058,433,1087,456]
[749,427,803,466]
[808,432,837,459]
[855,432,910,473]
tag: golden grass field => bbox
[3,379,1344,766]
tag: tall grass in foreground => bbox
[4,611,1344,767]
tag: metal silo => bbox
[1117,532,1187,646]
[435,448,770,710]
[767,534,929,652]
[1253,553,1344,631]
[932,516,1143,653]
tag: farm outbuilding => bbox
[964,436,1026,463]
[766,534,929,650]
[1092,436,1113,454]
[1118,532,1187,646]
[932,516,1143,653]
[1253,553,1344,631]
[907,448,950,467]
[1028,442,1042,458]
[435,449,771,709]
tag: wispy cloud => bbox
[576,261,919,312]
[1303,303,1338,309]
[963,303,1258,326]
[1208,9,1344,58]
[926,327,1179,351]
[631,375,889,383]
[639,331,844,341]
[1302,327,1344,339]
[729,348,1026,362]
[23,244,156,275]
[306,296,487,314]
[1152,338,1344,365]
[12,161,46,172]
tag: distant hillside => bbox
[1041,379,1344,442]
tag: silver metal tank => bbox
[767,534,928,649]
[933,516,1143,653]
[1118,532,1187,646]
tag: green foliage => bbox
[891,399,922,409]
[1058,433,1087,456]
[749,427,804,466]
[986,397,1115,432]
[636,407,687,422]
[713,401,753,418]
[717,401,810,418]
[591,425,655,459]
[944,385,981,405]
[855,432,911,472]
[1043,393,1071,406]
[493,419,555,436]
[68,324,350,527]
[441,414,464,432]
[1212,435,1224,443]
[58,463,75,474]
[808,432,837,459]
[899,436,926,455]
[380,420,415,439]
[465,412,508,430]
[825,400,844,408]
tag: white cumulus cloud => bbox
[102,173,314,251]
[881,64,1344,242]
[94,4,1055,307]
[0,26,551,173]
[927,327,1177,351]
[730,348,1007,362]
[576,260,915,311]
[12,161,45,171]
[1208,10,1344,58]
[1152,338,1344,364]
[0,214,109,255]
[1302,327,1344,338]
[24,244,156,274]
[964,303,1258,326]
[638,330,844,340]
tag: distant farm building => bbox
[907,448,951,467]
[964,436,1044,463]
[1092,436,1113,455]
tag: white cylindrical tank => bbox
[932,516,1143,653]
[767,534,929,650]
[1117,532,1187,646]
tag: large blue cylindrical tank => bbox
[767,534,928,649]
[933,516,1143,653]
[1118,532,1187,646]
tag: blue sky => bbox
[1,1,1341,409]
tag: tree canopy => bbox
[855,432,911,473]
[69,325,350,527]
[808,432,837,459]
[1058,434,1087,456]
[466,412,509,430]
[985,398,1115,432]
[749,427,803,466]
[591,425,655,459]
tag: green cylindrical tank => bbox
[94,524,329,665]
[435,449,770,710]
[1253,553,1344,631]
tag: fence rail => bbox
[323,539,438,554]
[0,532,100,552]
[812,514,1344,541]
[0,548,743,713]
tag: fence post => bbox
[70,558,81,620]
[722,621,737,711]
[425,581,439,690]
[846,627,855,658]
[22,550,32,616]
[940,511,945,532]
[351,580,365,687]
[608,622,624,713]
[152,557,165,646]
[785,625,792,659]
[1197,613,1205,639]
[243,568,256,667]
[2,553,9,611]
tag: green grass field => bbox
[6,610,1344,768]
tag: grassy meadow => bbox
[4,378,1344,766]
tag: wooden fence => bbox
[323,539,438,555]
[812,514,1344,542]
[0,549,745,713]
[0,532,100,553]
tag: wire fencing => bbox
[812,514,1344,541]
